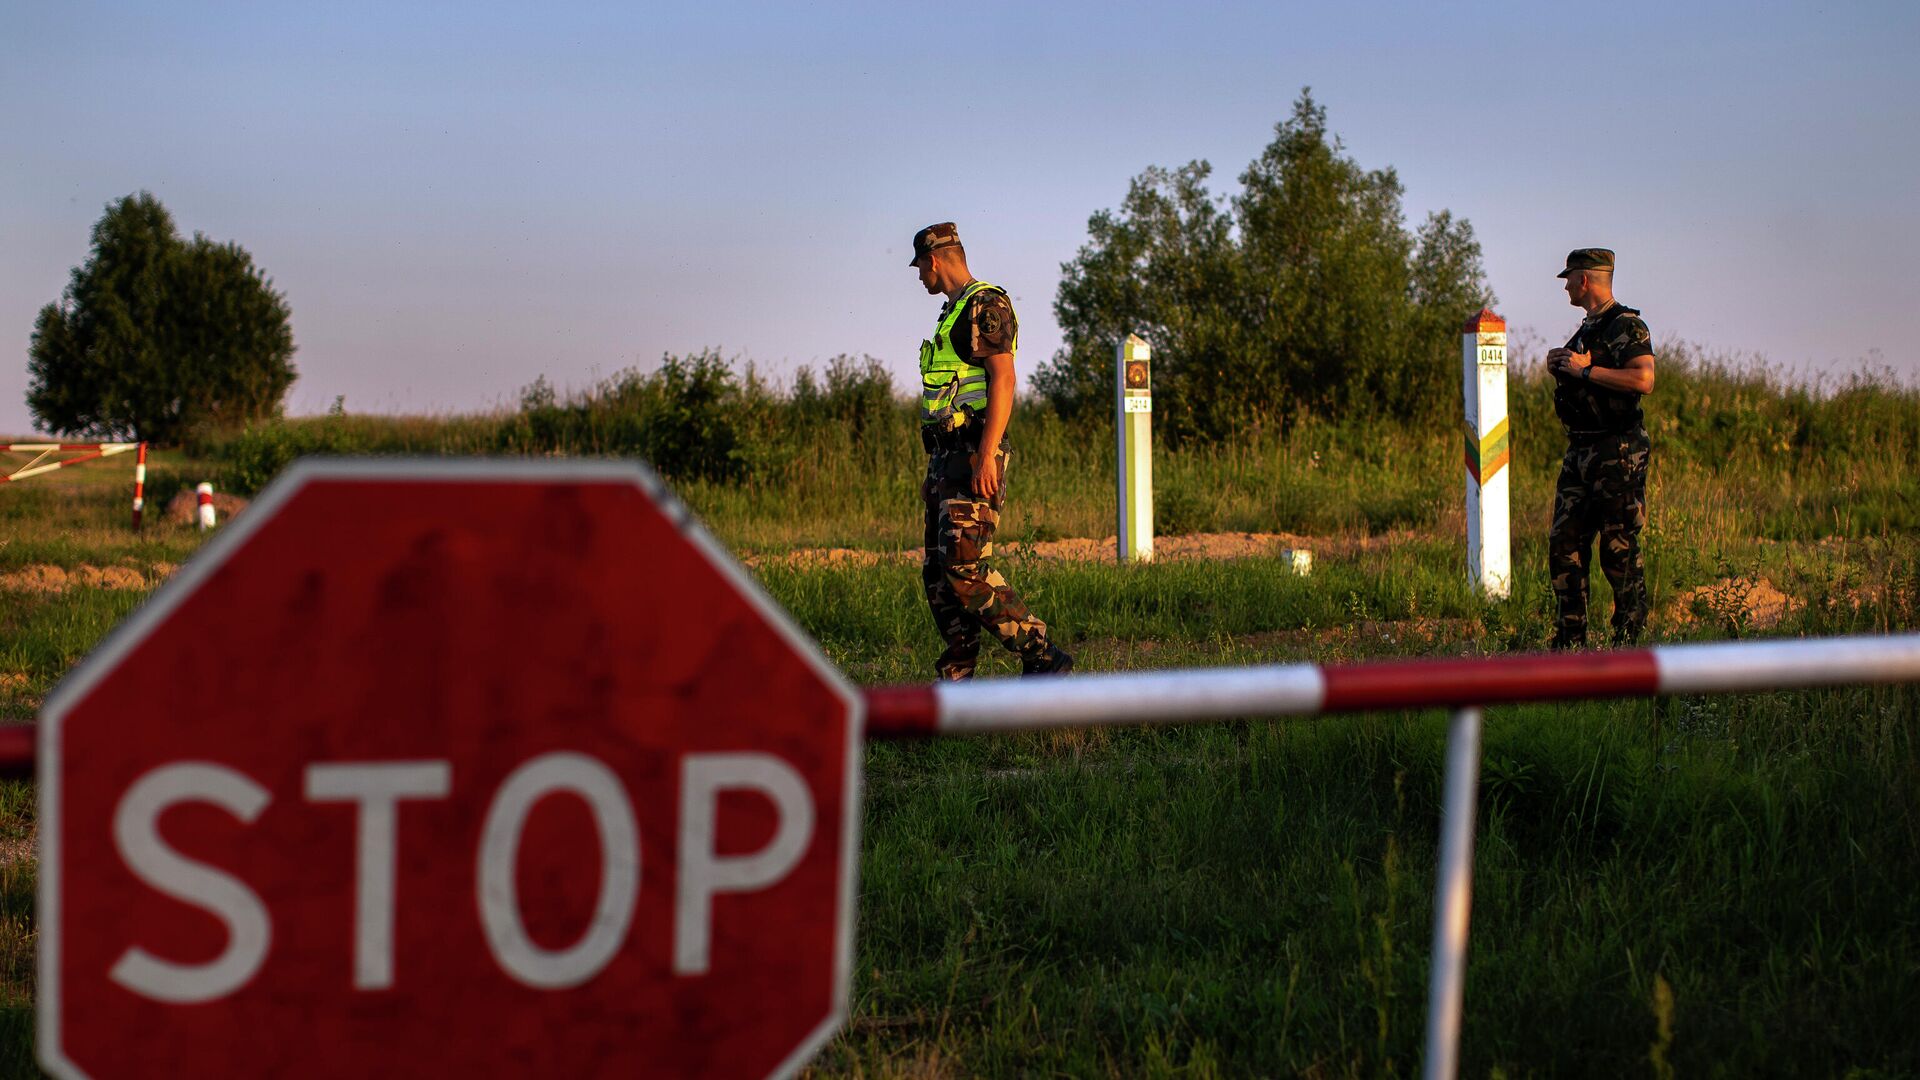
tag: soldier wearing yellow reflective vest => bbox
[908,222,1072,680]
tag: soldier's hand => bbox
[970,449,1003,500]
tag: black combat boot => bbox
[1020,644,1074,676]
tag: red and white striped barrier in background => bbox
[196,481,217,530]
[4,632,1917,1078]
[1,442,148,530]
[132,442,147,529]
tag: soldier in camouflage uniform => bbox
[908,222,1073,680]
[1545,248,1658,649]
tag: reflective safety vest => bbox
[918,280,1011,429]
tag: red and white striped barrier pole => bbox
[1,442,147,532]
[1,442,142,484]
[864,634,1920,736]
[0,725,32,780]
[865,632,1920,1079]
[131,442,147,531]
[196,481,217,531]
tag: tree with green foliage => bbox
[27,192,296,444]
[1037,91,1492,441]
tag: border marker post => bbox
[196,482,216,531]
[1462,310,1511,598]
[1116,333,1154,564]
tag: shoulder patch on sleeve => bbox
[1610,316,1651,348]
[971,291,1015,351]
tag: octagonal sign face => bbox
[38,459,863,1079]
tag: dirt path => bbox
[743,530,1419,570]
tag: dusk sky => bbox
[4,1,1916,437]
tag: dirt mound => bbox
[1665,577,1802,630]
[0,565,71,593]
[164,488,251,525]
[71,565,147,589]
[0,563,159,594]
[748,548,909,570]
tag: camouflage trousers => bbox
[921,444,1053,680]
[1549,429,1650,647]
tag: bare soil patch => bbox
[0,563,164,594]
[0,830,30,868]
[1663,577,1803,631]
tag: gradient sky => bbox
[4,1,1916,437]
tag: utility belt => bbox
[920,418,982,455]
[1564,425,1647,447]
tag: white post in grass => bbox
[1462,310,1511,598]
[196,482,217,531]
[1115,333,1154,564]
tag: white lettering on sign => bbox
[674,753,815,976]
[304,761,452,989]
[477,752,640,989]
[106,748,823,1002]
[1477,346,1506,365]
[110,763,273,1004]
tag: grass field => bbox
[2,356,1918,1076]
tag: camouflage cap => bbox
[910,222,961,265]
[1557,248,1615,278]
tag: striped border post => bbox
[1116,334,1154,564]
[195,482,217,531]
[132,442,147,531]
[1462,311,1511,599]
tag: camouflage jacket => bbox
[1555,301,1653,435]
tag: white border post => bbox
[1422,705,1485,1080]
[1462,311,1511,598]
[1115,334,1153,564]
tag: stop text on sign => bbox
[111,749,814,1003]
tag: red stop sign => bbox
[37,460,862,1079]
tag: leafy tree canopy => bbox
[1037,91,1492,441]
[27,192,296,444]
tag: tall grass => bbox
[189,343,1920,557]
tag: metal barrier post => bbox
[1422,705,1485,1080]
